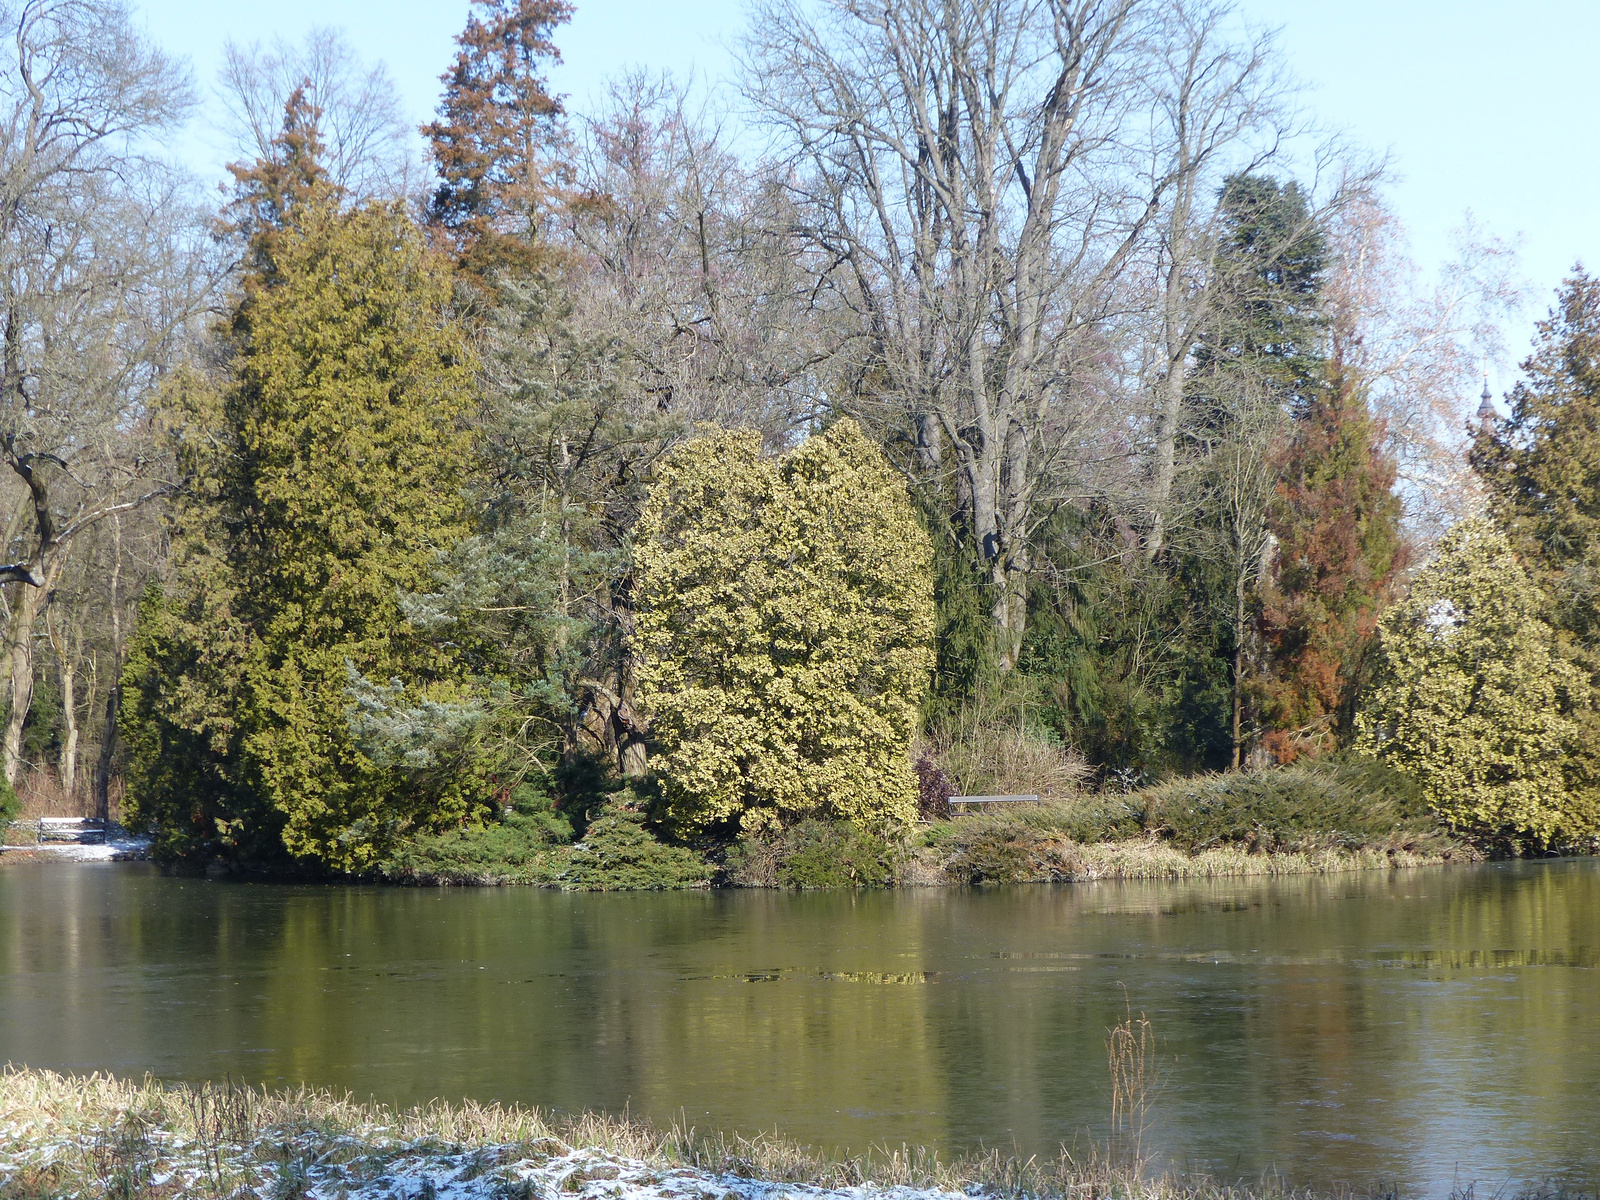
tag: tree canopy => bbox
[122,194,482,871]
[1357,518,1594,849]
[635,419,935,834]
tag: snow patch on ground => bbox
[0,836,150,860]
[0,1128,973,1200]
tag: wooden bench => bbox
[948,794,1042,810]
[37,817,107,844]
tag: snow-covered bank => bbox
[2,1119,964,1200]
[0,1067,1337,1200]
[0,1069,984,1200]
[0,834,149,861]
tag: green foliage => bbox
[17,670,62,764]
[1194,174,1329,405]
[122,196,485,872]
[1474,270,1600,829]
[635,418,935,834]
[397,275,673,787]
[0,771,17,828]
[920,497,997,720]
[1357,518,1596,849]
[1167,172,1335,769]
[1008,174,1355,779]
[919,796,1146,884]
[557,806,711,890]
[724,819,906,889]
[377,809,572,885]
[1141,753,1432,853]
[1475,270,1600,638]
[1020,504,1203,774]
[926,752,1446,884]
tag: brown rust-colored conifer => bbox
[1251,365,1406,762]
[423,0,571,277]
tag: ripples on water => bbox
[2,858,1597,1196]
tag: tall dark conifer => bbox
[1175,173,1331,768]
[122,94,483,872]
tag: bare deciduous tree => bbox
[743,0,1301,667]
[1324,196,1522,543]
[0,0,219,785]
[218,26,418,204]
[1137,2,1297,557]
[563,73,833,445]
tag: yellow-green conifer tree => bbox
[634,418,934,833]
[1356,517,1595,848]
[123,196,483,871]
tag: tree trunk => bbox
[93,514,124,823]
[913,410,941,475]
[1231,572,1246,770]
[1,577,48,787]
[57,650,77,799]
[1147,360,1188,559]
[93,682,119,823]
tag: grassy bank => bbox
[378,754,1473,889]
[0,1067,1548,1200]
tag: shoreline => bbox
[0,1067,1532,1200]
[0,837,151,863]
[389,836,1472,889]
[0,833,1474,885]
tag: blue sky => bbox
[139,0,1597,382]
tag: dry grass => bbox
[0,1066,1505,1200]
[925,714,1091,803]
[1050,838,1457,881]
[12,769,95,821]
[915,796,1466,887]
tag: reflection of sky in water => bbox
[1,859,1596,1197]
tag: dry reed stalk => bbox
[1108,1001,1157,1168]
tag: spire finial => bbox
[1478,377,1495,426]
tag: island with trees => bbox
[0,0,1593,891]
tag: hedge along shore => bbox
[917,836,1468,886]
[382,830,1467,889]
[0,1067,1521,1200]
[381,755,1483,889]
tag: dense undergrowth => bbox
[372,752,1475,891]
[376,789,711,889]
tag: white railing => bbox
[36,817,107,844]
[948,794,1042,810]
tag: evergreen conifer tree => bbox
[1473,269,1600,825]
[634,419,935,833]
[124,122,482,870]
[424,0,570,276]
[1251,368,1406,761]
[1357,518,1595,849]
[1172,173,1331,768]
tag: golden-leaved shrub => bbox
[634,418,934,833]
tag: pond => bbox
[2,859,1597,1195]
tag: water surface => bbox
[2,859,1597,1194]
